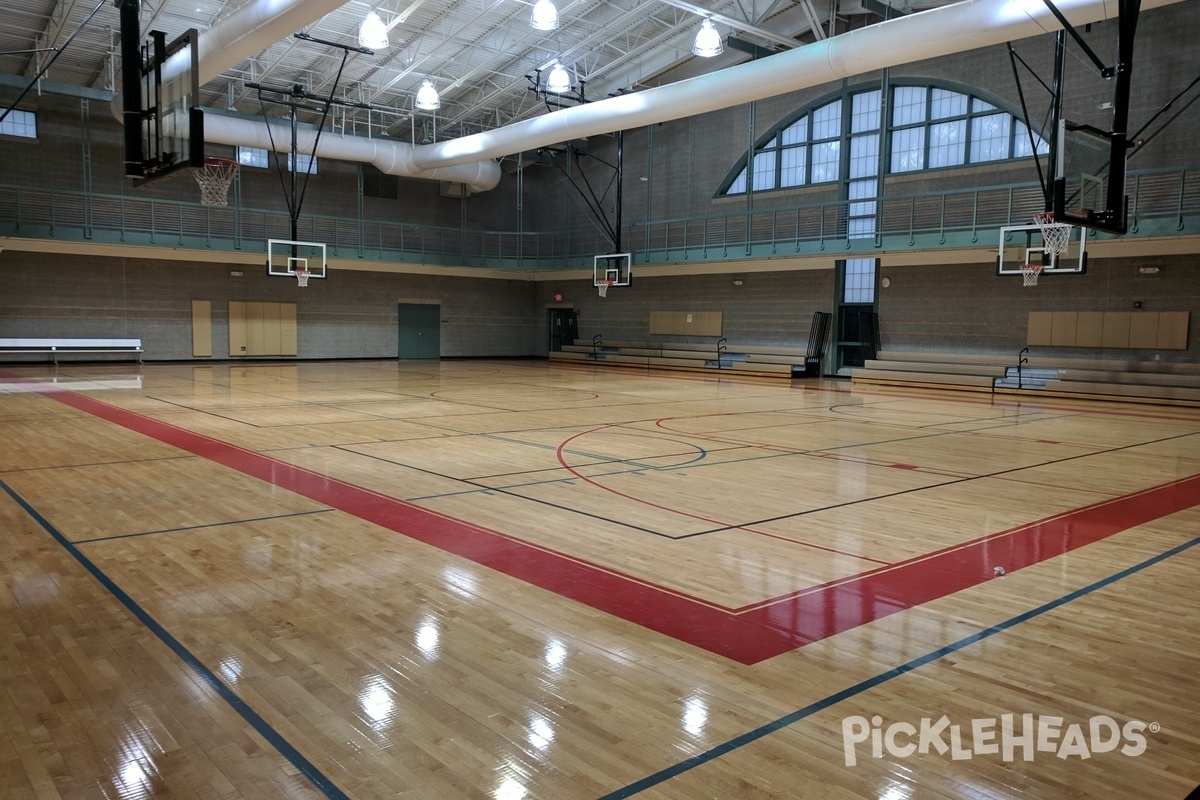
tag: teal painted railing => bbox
[1,166,1195,269]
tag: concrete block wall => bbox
[0,251,540,361]
[877,254,1200,360]
[522,1,1199,228]
[0,90,522,237]
[534,265,835,355]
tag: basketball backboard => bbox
[119,0,203,183]
[1053,120,1127,235]
[267,239,328,280]
[593,253,632,288]
[997,222,1087,275]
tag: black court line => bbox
[0,453,193,475]
[347,419,1200,543]
[331,444,674,537]
[0,479,350,800]
[677,427,1200,537]
[598,533,1200,799]
[74,508,336,544]
[146,396,302,427]
[149,397,407,428]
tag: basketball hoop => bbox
[1020,262,1043,287]
[1033,211,1072,256]
[597,279,615,298]
[193,157,239,207]
[294,268,311,287]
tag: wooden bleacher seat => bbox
[853,350,1200,406]
[550,338,811,379]
[851,368,996,390]
[1051,369,1200,387]
[863,360,1007,377]
[1042,380,1200,403]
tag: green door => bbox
[398,303,441,359]
[548,308,577,352]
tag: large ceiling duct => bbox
[200,114,503,191]
[194,0,350,84]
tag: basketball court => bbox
[1,0,1197,796]
[1,359,1197,798]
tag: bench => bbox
[863,359,1008,378]
[550,338,812,379]
[0,338,144,364]
[851,368,997,391]
[856,350,1200,406]
[875,351,1012,367]
[852,354,1008,393]
[1041,380,1200,404]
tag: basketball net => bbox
[194,158,239,207]
[597,279,614,298]
[1033,211,1071,256]
[295,268,311,287]
[1020,262,1043,287]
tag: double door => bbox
[398,303,441,359]
[548,308,578,352]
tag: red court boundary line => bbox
[28,384,1200,665]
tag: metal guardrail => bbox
[0,166,1196,269]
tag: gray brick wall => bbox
[0,252,540,360]
[877,254,1200,361]
[534,266,835,355]
[521,2,1198,226]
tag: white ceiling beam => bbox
[654,0,801,48]
[21,0,86,77]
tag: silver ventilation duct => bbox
[195,0,349,81]
[200,114,502,191]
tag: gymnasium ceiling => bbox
[0,0,936,146]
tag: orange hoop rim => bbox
[201,156,240,169]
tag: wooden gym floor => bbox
[1,359,1197,799]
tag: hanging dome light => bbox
[415,80,441,110]
[358,11,389,50]
[692,19,723,58]
[546,61,572,94]
[530,0,560,31]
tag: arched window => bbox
[719,80,1048,196]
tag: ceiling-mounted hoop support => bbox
[246,32,379,242]
[538,130,625,256]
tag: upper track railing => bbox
[0,167,1195,269]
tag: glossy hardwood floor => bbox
[1,359,1197,800]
